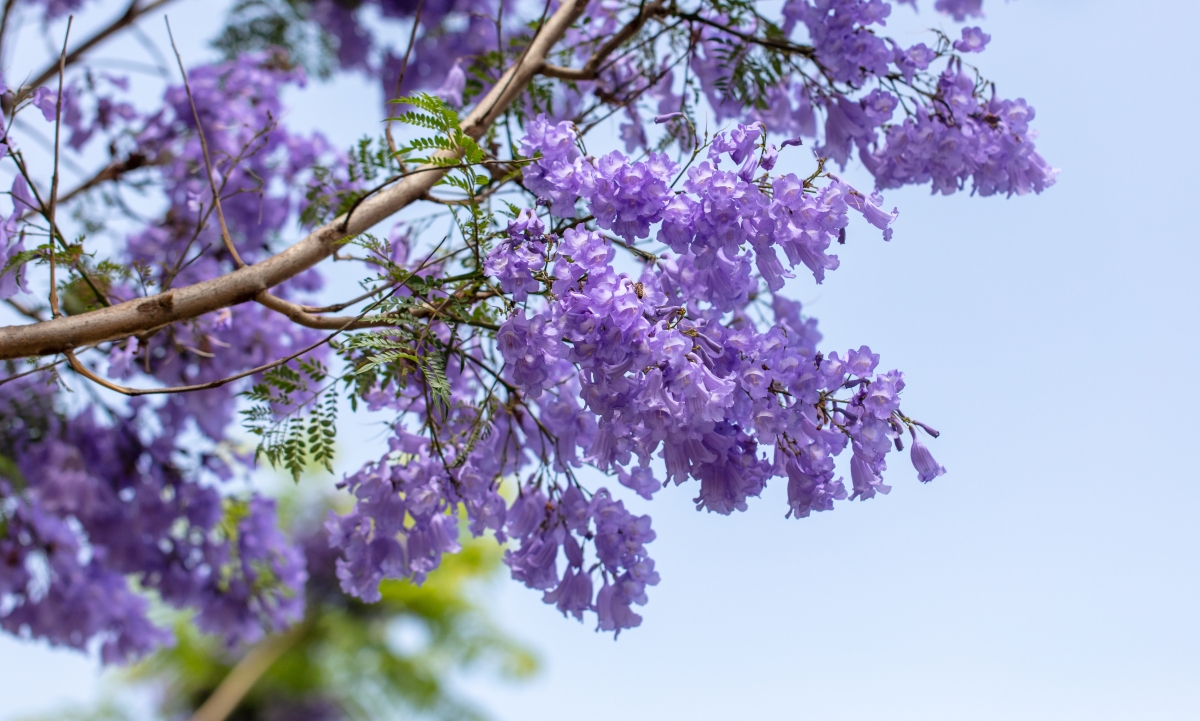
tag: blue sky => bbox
[2,1,1199,719]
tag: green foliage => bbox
[22,527,536,721]
[301,136,401,228]
[343,329,452,406]
[212,0,338,77]
[390,92,486,168]
[241,360,338,481]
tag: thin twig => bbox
[0,0,18,67]
[0,357,64,387]
[47,17,73,319]
[4,298,45,322]
[385,0,426,156]
[669,10,815,58]
[166,18,244,267]
[539,0,665,80]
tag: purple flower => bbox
[895,42,937,82]
[936,0,985,21]
[433,58,467,107]
[618,465,660,500]
[910,435,947,482]
[845,187,899,241]
[847,346,880,376]
[849,453,891,501]
[543,567,594,620]
[30,86,58,121]
[863,372,902,419]
[954,27,991,53]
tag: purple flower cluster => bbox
[507,485,658,635]
[783,0,896,86]
[934,0,985,21]
[25,0,92,22]
[325,115,945,634]
[0,52,332,661]
[896,0,985,19]
[112,55,332,440]
[305,0,504,106]
[0,377,306,659]
[863,66,1058,196]
[485,209,549,302]
[633,0,1052,202]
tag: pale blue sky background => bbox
[3,1,1199,719]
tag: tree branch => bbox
[255,289,496,330]
[0,0,590,361]
[539,0,665,80]
[5,0,180,110]
[185,623,307,721]
[669,10,815,58]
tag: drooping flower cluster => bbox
[325,116,942,635]
[864,65,1057,196]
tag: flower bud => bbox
[909,438,946,482]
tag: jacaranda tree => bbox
[0,0,1054,665]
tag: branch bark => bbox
[0,0,590,361]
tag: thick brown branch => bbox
[0,0,589,361]
[539,0,665,80]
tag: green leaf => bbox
[422,353,451,404]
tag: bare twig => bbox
[166,18,244,267]
[4,298,45,322]
[669,10,815,58]
[0,0,592,361]
[385,0,425,156]
[299,284,392,314]
[0,357,65,388]
[47,17,73,319]
[45,151,156,210]
[255,288,496,330]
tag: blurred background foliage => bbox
[27,512,536,721]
